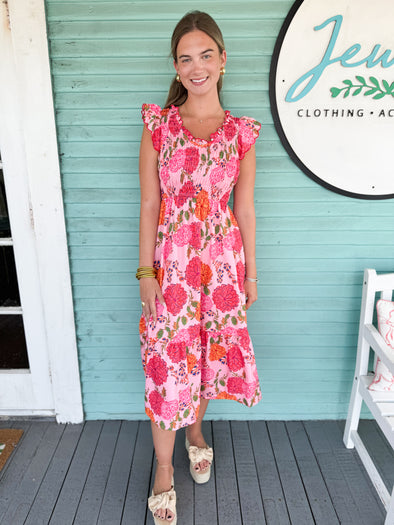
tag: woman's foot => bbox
[185,429,213,484]
[150,463,176,523]
[185,429,211,473]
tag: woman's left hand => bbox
[244,280,258,310]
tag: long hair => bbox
[164,11,225,108]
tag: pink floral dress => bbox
[140,103,262,430]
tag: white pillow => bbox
[368,299,394,391]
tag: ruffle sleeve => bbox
[237,116,261,160]
[141,103,165,152]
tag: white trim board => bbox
[0,0,83,423]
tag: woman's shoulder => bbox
[226,113,261,159]
[229,113,261,128]
[141,103,172,119]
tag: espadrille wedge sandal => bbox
[185,437,213,484]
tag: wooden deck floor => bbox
[0,419,392,525]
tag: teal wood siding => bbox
[45,0,394,420]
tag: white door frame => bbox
[0,0,83,423]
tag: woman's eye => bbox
[203,54,211,60]
[181,58,190,63]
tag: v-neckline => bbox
[173,105,230,144]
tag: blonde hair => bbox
[164,11,225,108]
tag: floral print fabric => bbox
[140,103,262,430]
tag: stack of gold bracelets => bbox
[136,266,157,280]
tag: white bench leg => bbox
[343,376,363,448]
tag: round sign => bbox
[270,0,394,199]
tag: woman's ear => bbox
[221,50,227,68]
[173,59,179,75]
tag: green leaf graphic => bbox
[330,87,341,98]
[330,76,393,99]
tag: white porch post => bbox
[2,0,83,423]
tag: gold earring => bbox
[220,67,226,75]
[176,74,181,82]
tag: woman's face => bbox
[174,29,226,98]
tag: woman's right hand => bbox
[139,277,165,324]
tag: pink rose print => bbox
[224,120,237,141]
[169,149,185,173]
[223,229,243,253]
[152,127,161,151]
[175,181,196,207]
[179,387,191,406]
[189,222,201,250]
[227,345,245,371]
[164,284,187,315]
[212,284,239,312]
[226,158,239,179]
[163,239,173,259]
[201,293,213,312]
[161,400,178,419]
[173,224,191,247]
[236,327,250,350]
[210,239,224,259]
[184,147,200,174]
[185,256,201,289]
[243,381,257,398]
[146,355,168,385]
[173,328,192,344]
[201,367,215,382]
[161,167,170,185]
[227,377,244,394]
[149,390,164,414]
[209,199,219,214]
[239,122,255,145]
[169,113,182,135]
[210,166,225,185]
[188,324,200,341]
[220,190,231,211]
[167,340,187,363]
[236,261,245,292]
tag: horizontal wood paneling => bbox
[45,0,393,421]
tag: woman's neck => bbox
[180,94,223,120]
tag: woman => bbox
[138,11,262,524]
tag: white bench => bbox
[344,269,394,525]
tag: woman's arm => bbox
[233,144,257,310]
[139,125,164,322]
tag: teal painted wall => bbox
[45,0,394,420]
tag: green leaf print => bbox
[157,329,164,339]
[160,421,165,430]
[183,409,190,418]
[205,321,212,329]
[231,316,238,325]
[181,316,187,325]
[220,379,226,387]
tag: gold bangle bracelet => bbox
[136,266,157,280]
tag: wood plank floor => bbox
[0,419,392,525]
